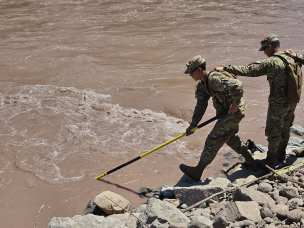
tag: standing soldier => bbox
[215,34,303,169]
[180,55,256,182]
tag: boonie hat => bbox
[184,55,206,74]
[259,34,279,51]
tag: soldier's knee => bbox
[265,125,282,138]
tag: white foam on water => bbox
[0,85,190,184]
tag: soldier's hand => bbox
[284,49,297,58]
[214,67,224,71]
[186,126,195,136]
[228,104,239,114]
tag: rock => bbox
[174,178,230,206]
[187,216,212,228]
[230,220,255,227]
[163,199,180,208]
[279,186,299,199]
[260,207,274,218]
[209,201,226,215]
[134,204,147,213]
[290,125,304,136]
[137,198,190,228]
[93,191,131,215]
[223,162,229,167]
[288,198,304,209]
[233,187,276,206]
[168,223,187,228]
[213,201,261,223]
[47,214,127,228]
[288,137,304,147]
[286,209,304,222]
[108,213,140,228]
[212,215,228,228]
[258,182,273,193]
[270,204,289,219]
[264,217,273,224]
[191,208,211,219]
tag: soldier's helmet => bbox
[259,34,279,51]
[184,55,206,74]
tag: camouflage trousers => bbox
[265,102,297,156]
[200,111,248,165]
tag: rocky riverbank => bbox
[47,125,304,228]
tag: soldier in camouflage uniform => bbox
[215,34,303,169]
[180,55,256,181]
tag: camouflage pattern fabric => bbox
[189,71,248,165]
[224,52,304,156]
[200,111,248,165]
[190,70,247,127]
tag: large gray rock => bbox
[108,213,140,228]
[233,187,276,206]
[213,201,261,223]
[137,198,190,228]
[47,214,127,228]
[174,178,230,206]
[290,125,304,136]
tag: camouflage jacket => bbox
[190,71,246,127]
[224,52,304,107]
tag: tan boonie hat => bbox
[259,34,279,51]
[184,55,206,74]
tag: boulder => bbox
[163,199,180,208]
[288,137,304,147]
[47,214,127,228]
[174,178,230,206]
[137,198,190,228]
[233,187,275,206]
[94,191,131,215]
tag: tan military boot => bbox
[179,161,208,182]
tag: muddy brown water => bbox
[0,0,304,227]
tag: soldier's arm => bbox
[223,59,270,77]
[285,49,304,65]
[209,74,243,106]
[190,96,209,128]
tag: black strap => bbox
[205,71,224,108]
[274,54,290,66]
[272,54,289,99]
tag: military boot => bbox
[179,161,208,182]
[265,153,276,169]
[276,140,288,162]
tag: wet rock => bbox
[279,186,299,199]
[257,182,273,193]
[94,191,131,215]
[260,207,274,218]
[233,187,276,206]
[223,162,229,167]
[137,198,190,228]
[286,209,304,222]
[187,216,212,228]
